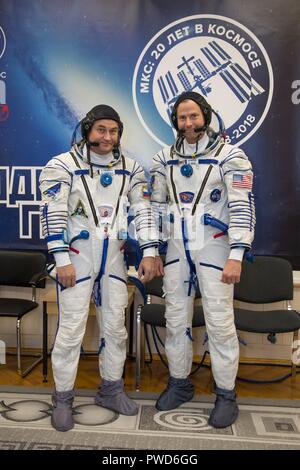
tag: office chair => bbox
[0,250,46,377]
[133,276,207,391]
[234,256,300,383]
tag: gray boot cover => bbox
[208,387,239,428]
[51,390,75,432]
[156,377,194,411]
[95,378,138,416]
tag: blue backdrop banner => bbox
[0,0,299,266]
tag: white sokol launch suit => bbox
[151,134,255,390]
[40,145,157,392]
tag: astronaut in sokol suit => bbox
[39,105,157,432]
[151,91,255,428]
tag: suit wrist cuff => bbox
[142,247,156,258]
[53,252,72,267]
[228,248,245,262]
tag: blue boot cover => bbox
[156,377,194,411]
[208,386,239,428]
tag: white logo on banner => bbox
[133,14,273,147]
[291,80,300,105]
[0,26,6,59]
[0,166,44,239]
[0,25,9,121]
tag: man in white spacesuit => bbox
[151,91,255,428]
[40,105,157,431]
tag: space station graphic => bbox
[157,39,265,123]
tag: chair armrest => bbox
[128,275,147,305]
[29,271,48,288]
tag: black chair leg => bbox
[15,317,43,378]
[135,305,142,391]
[292,329,299,378]
[16,318,22,374]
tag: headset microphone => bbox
[194,126,207,133]
[177,126,206,135]
[87,140,99,147]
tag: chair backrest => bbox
[234,256,293,304]
[0,250,46,288]
[145,277,202,299]
[145,277,164,298]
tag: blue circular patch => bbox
[181,164,193,178]
[100,173,113,187]
[210,188,222,202]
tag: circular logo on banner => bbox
[132,15,273,147]
[0,26,6,59]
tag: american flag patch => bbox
[232,174,252,189]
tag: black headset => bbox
[80,106,124,141]
[170,91,212,131]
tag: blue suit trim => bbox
[200,262,223,272]
[45,233,64,242]
[109,274,127,285]
[93,237,109,307]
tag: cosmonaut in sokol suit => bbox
[151,91,255,428]
[40,105,157,431]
